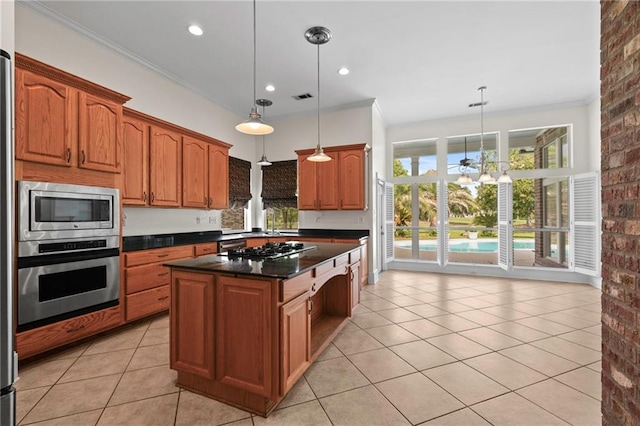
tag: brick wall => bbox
[601,1,640,424]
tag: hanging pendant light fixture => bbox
[236,0,274,136]
[256,98,272,166]
[305,26,332,162]
[476,86,496,184]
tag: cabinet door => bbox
[339,149,365,210]
[280,292,310,396]
[216,275,274,398]
[122,116,149,205]
[182,136,209,208]
[149,126,182,206]
[171,271,214,379]
[350,262,361,314]
[360,240,368,288]
[78,92,122,173]
[317,151,339,209]
[15,68,74,167]
[208,144,229,209]
[297,155,317,210]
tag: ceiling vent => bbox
[293,93,313,100]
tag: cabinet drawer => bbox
[126,263,171,294]
[349,249,361,264]
[126,285,170,321]
[125,246,194,267]
[194,243,218,257]
[281,270,313,303]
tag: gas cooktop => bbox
[221,242,316,260]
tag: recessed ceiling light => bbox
[265,84,275,92]
[337,67,350,76]
[188,25,203,36]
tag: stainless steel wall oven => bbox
[17,181,120,331]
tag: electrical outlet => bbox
[196,217,201,224]
[209,217,217,224]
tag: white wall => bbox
[1,0,15,56]
[587,98,601,172]
[370,101,387,281]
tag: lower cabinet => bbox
[126,285,170,322]
[280,291,311,395]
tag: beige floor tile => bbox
[376,373,464,424]
[405,304,450,318]
[559,307,602,322]
[582,324,601,336]
[16,386,49,424]
[383,295,425,307]
[391,286,430,296]
[332,329,384,355]
[429,300,474,313]
[148,313,169,329]
[350,312,393,329]
[423,362,508,405]
[557,329,601,351]
[539,311,600,329]
[304,357,369,398]
[23,375,120,424]
[320,385,410,426]
[517,379,601,425]
[428,314,482,332]
[108,365,178,406]
[422,408,491,425]
[254,400,331,425]
[426,333,492,360]
[471,392,567,425]
[530,336,601,365]
[360,298,400,311]
[315,343,343,361]
[127,343,170,371]
[365,324,420,346]
[506,302,560,316]
[363,288,404,299]
[499,344,580,376]
[581,303,602,313]
[456,310,507,326]
[389,340,456,370]
[46,343,89,361]
[58,349,134,383]
[454,297,495,309]
[83,326,146,355]
[411,292,446,303]
[587,361,601,372]
[98,393,178,426]
[450,287,489,297]
[463,352,547,390]
[359,291,382,301]
[279,377,317,409]
[175,390,251,425]
[21,409,102,426]
[397,319,452,339]
[224,419,253,426]
[16,357,75,390]
[459,327,522,350]
[140,327,170,347]
[348,348,415,383]
[555,367,602,400]
[376,308,422,323]
[479,306,531,320]
[515,317,575,335]
[488,321,550,342]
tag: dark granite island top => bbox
[163,241,360,279]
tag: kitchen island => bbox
[164,241,362,416]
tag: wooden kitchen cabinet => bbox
[15,54,129,174]
[296,144,369,211]
[122,113,149,205]
[280,291,310,395]
[150,125,182,207]
[182,136,229,209]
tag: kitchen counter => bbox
[163,242,360,279]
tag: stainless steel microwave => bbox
[18,181,119,242]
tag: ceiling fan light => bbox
[497,171,512,183]
[478,172,495,183]
[456,174,473,185]
[236,107,274,135]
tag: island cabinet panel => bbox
[171,271,215,379]
[15,68,74,167]
[149,125,182,206]
[280,292,310,396]
[215,276,275,399]
[78,92,122,173]
[182,136,209,208]
[122,115,149,205]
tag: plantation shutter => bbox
[384,182,394,264]
[498,181,513,271]
[570,172,600,276]
[437,180,449,267]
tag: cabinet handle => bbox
[157,296,169,301]
[66,324,86,333]
[309,298,314,314]
[151,192,155,203]
[202,248,212,252]
[157,272,169,277]
[311,283,316,293]
[157,253,169,258]
[143,191,147,202]
[81,150,86,164]
[208,197,212,207]
[66,148,71,163]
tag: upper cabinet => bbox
[122,114,149,205]
[182,137,229,209]
[150,125,182,207]
[296,144,369,211]
[15,54,130,174]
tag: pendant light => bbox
[236,0,274,136]
[305,27,332,162]
[256,99,272,166]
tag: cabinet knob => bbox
[66,148,71,163]
[208,197,212,207]
[151,192,155,203]
[143,191,147,202]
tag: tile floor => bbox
[16,271,602,425]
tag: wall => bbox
[0,0,14,56]
[15,4,257,236]
[600,1,640,424]
[370,101,387,281]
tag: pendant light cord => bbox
[479,86,485,172]
[317,42,321,151]
[262,104,266,154]
[252,0,257,109]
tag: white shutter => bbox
[437,180,448,267]
[570,172,600,276]
[498,181,513,271]
[384,182,394,265]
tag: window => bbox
[221,157,252,231]
[261,160,298,231]
[393,139,437,177]
[447,133,498,175]
[508,126,570,170]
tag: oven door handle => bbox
[18,248,120,269]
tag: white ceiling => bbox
[28,0,600,126]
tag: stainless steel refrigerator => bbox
[0,48,17,426]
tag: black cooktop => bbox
[221,242,316,260]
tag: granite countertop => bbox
[122,229,369,252]
[163,241,360,279]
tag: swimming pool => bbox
[397,239,535,253]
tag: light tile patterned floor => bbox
[16,271,602,425]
